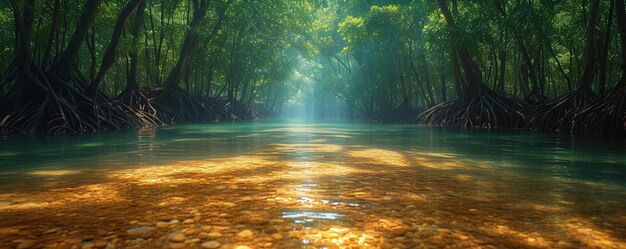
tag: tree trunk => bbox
[615,0,626,86]
[518,42,543,101]
[436,0,483,90]
[598,0,614,94]
[41,0,60,69]
[164,0,233,91]
[420,53,436,106]
[51,0,101,78]
[124,0,147,95]
[11,0,36,70]
[451,50,463,95]
[498,44,506,92]
[86,26,97,81]
[86,0,142,96]
[440,53,447,101]
[578,0,601,90]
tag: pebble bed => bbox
[1,143,625,249]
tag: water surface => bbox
[0,120,625,248]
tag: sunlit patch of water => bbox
[346,149,409,167]
[28,170,81,177]
[270,143,344,153]
[561,218,626,248]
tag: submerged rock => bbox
[44,228,61,234]
[329,227,350,235]
[214,185,228,190]
[16,240,38,249]
[168,232,186,242]
[248,218,269,225]
[126,227,156,238]
[156,222,170,228]
[93,240,108,247]
[80,241,94,249]
[207,232,223,238]
[321,232,340,239]
[391,227,407,235]
[201,241,221,248]
[271,233,283,240]
[237,230,254,239]
[169,242,185,249]
[201,226,212,232]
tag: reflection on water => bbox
[0,120,625,248]
[282,211,345,221]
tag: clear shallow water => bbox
[0,120,625,248]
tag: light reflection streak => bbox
[282,211,345,220]
[28,170,81,177]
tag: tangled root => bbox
[150,88,260,124]
[0,81,159,134]
[565,86,625,138]
[531,87,597,133]
[417,85,529,128]
[117,87,164,126]
[1,83,260,134]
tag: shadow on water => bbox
[0,120,625,248]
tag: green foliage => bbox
[1,0,623,119]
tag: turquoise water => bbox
[0,120,625,248]
[2,120,624,186]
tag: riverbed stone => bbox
[324,232,340,239]
[93,240,108,247]
[156,222,170,228]
[126,227,156,238]
[249,218,268,225]
[80,241,94,249]
[169,242,186,249]
[207,232,223,238]
[329,227,350,235]
[201,241,221,248]
[237,230,254,239]
[394,228,408,236]
[169,232,186,242]
[215,185,227,190]
[271,233,283,240]
[16,240,38,249]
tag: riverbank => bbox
[0,92,261,135]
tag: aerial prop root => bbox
[2,69,260,133]
[530,87,597,133]
[151,89,204,123]
[117,87,164,126]
[417,85,528,128]
[0,69,161,133]
[151,88,260,123]
[564,86,626,137]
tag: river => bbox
[0,120,625,248]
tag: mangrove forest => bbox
[0,0,625,249]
